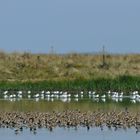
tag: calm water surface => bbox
[0,98,140,112]
[0,127,140,140]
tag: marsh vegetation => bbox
[0,51,139,91]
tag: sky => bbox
[0,0,140,54]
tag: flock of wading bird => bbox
[0,90,140,103]
[0,109,140,134]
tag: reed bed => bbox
[0,75,139,93]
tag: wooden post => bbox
[102,45,106,66]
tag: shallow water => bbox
[0,127,140,140]
[0,98,140,112]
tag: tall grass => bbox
[0,76,139,94]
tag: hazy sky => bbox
[0,0,140,53]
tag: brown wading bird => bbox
[0,110,139,134]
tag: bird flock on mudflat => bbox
[0,109,140,134]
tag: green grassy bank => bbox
[0,75,139,93]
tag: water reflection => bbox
[0,90,140,103]
[0,127,140,140]
[0,90,140,104]
[0,99,140,112]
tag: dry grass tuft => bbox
[0,52,139,82]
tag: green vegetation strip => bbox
[0,75,139,92]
